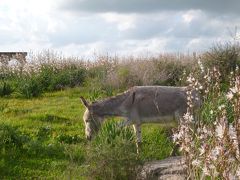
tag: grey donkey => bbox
[80,86,200,152]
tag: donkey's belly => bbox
[140,115,175,123]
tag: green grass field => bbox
[0,87,175,179]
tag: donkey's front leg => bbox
[133,124,142,154]
[119,118,132,127]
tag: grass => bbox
[0,87,175,179]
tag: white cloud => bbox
[0,0,239,58]
[100,13,136,31]
[182,10,201,24]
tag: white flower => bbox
[203,166,210,176]
[187,76,195,83]
[192,159,201,167]
[199,145,205,156]
[183,112,194,122]
[172,133,180,142]
[218,104,225,110]
[215,123,225,139]
[210,110,214,115]
[210,146,221,161]
[226,91,234,100]
[198,60,205,73]
[230,87,238,94]
[229,124,237,141]
[236,66,239,71]
[228,124,239,158]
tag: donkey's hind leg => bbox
[133,124,142,154]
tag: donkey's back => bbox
[124,86,189,123]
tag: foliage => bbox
[17,75,44,98]
[174,62,240,179]
[202,43,240,83]
[0,87,174,179]
[0,81,14,97]
[86,121,142,180]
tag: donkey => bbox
[80,86,200,151]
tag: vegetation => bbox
[0,43,240,179]
[174,50,240,179]
[0,87,174,179]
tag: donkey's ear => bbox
[132,92,136,104]
[80,96,89,108]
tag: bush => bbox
[202,43,240,83]
[85,121,142,180]
[38,65,86,91]
[17,76,43,98]
[0,124,29,152]
[0,81,14,97]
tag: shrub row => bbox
[0,64,86,98]
[1,43,239,98]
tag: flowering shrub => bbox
[174,61,240,179]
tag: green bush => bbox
[86,121,142,180]
[0,124,29,151]
[0,81,14,97]
[202,43,240,83]
[17,75,43,98]
[38,66,86,91]
[153,60,192,86]
[37,65,56,91]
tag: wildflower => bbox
[199,145,205,156]
[215,122,225,139]
[226,91,234,100]
[210,110,213,115]
[230,87,238,94]
[172,133,180,142]
[187,76,194,83]
[228,124,239,158]
[236,66,239,71]
[198,60,205,73]
[218,105,225,111]
[192,159,201,167]
[210,146,221,161]
[203,165,210,176]
[229,124,237,141]
[183,112,194,122]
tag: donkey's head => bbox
[80,97,103,140]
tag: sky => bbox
[0,0,240,58]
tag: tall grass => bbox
[1,50,198,98]
[85,121,142,180]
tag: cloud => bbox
[60,0,240,15]
[0,0,239,58]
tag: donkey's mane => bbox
[92,88,132,106]
[91,88,133,116]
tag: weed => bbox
[86,121,142,180]
[0,81,14,97]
